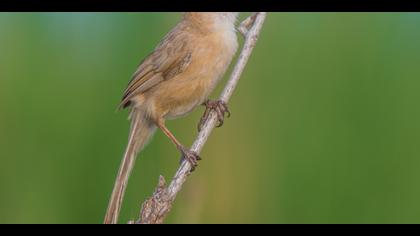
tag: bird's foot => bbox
[198,100,231,132]
[179,147,201,172]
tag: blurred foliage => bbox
[1,13,420,223]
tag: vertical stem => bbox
[136,12,267,224]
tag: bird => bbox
[104,12,239,224]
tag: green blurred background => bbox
[1,13,420,224]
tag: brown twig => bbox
[134,12,267,224]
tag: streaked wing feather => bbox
[119,31,192,109]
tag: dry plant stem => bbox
[238,12,258,36]
[135,12,267,224]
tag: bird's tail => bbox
[104,109,156,224]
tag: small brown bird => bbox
[104,13,239,224]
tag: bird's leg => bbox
[156,119,201,171]
[198,99,231,132]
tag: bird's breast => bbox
[193,30,238,87]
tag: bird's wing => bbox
[119,32,193,109]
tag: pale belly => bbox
[152,76,213,120]
[164,100,201,120]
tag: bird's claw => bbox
[198,100,231,132]
[179,147,201,172]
